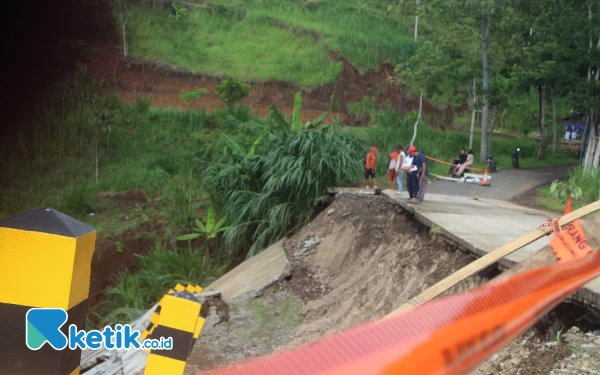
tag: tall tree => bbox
[510,0,590,159]
[419,0,507,162]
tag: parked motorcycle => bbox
[512,148,521,169]
[486,155,498,173]
[448,157,471,178]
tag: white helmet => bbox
[517,148,520,152]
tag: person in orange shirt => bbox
[364,146,378,189]
[387,146,399,191]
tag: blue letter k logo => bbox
[26,308,69,350]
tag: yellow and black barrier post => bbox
[0,207,96,375]
[144,289,204,375]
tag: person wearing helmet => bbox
[512,148,521,169]
[404,146,420,201]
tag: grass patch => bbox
[536,167,600,213]
[89,241,228,327]
[537,185,592,212]
[128,6,342,86]
[180,87,208,101]
[126,0,416,86]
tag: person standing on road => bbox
[394,145,407,195]
[364,146,378,189]
[387,146,399,191]
[407,147,428,203]
[404,146,418,200]
[415,149,429,202]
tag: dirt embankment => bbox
[184,194,494,373]
[84,41,462,128]
[184,193,600,375]
[76,1,465,128]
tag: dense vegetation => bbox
[399,0,600,166]
[0,70,364,326]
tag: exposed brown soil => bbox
[97,189,148,210]
[78,3,467,129]
[185,194,494,373]
[184,194,600,375]
[511,185,563,214]
[86,44,464,128]
[277,194,493,346]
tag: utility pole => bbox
[401,49,407,118]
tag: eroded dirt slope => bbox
[184,194,490,373]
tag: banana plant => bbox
[170,2,188,20]
[176,208,229,265]
[268,93,329,133]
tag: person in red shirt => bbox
[364,146,378,189]
[387,146,399,191]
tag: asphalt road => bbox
[425,165,577,201]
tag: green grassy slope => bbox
[127,0,416,86]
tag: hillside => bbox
[126,0,417,86]
[79,0,467,128]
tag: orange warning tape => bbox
[425,155,487,173]
[550,196,592,263]
[196,209,598,375]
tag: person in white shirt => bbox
[395,144,412,196]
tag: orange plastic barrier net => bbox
[193,198,596,375]
[196,250,600,375]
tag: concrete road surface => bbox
[426,165,576,201]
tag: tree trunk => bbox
[583,115,593,171]
[585,109,598,174]
[593,133,600,175]
[552,89,557,153]
[414,0,419,41]
[469,77,476,150]
[480,16,492,164]
[123,25,128,58]
[119,1,129,59]
[203,244,210,266]
[410,90,424,146]
[488,106,497,156]
[95,128,100,184]
[469,109,476,150]
[537,85,548,160]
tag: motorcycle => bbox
[486,155,498,173]
[512,148,521,169]
[448,157,471,178]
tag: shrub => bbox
[179,87,208,102]
[204,114,364,258]
[215,75,251,111]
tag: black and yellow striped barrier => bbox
[141,284,205,374]
[144,289,204,375]
[0,207,96,375]
[140,284,203,342]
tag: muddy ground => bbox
[183,193,600,375]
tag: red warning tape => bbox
[195,200,597,375]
